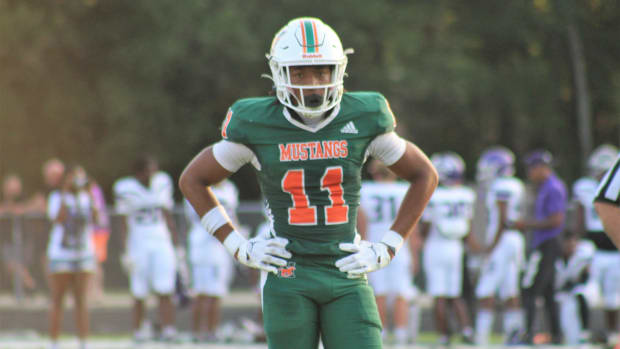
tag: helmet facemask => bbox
[269,59,347,119]
[266,17,351,119]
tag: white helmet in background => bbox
[431,151,466,185]
[476,146,516,182]
[266,17,351,119]
[588,144,618,177]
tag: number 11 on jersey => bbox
[282,166,349,226]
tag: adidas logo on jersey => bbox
[340,121,358,134]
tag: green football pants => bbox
[261,255,383,349]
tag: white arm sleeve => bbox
[367,132,407,166]
[212,140,257,172]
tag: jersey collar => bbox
[282,104,341,133]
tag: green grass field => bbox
[0,342,608,349]
[0,333,608,349]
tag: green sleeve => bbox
[374,93,397,134]
[220,102,248,144]
[351,91,397,135]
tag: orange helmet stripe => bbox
[299,20,307,53]
[311,20,319,53]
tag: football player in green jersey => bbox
[179,17,437,349]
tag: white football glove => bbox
[335,230,404,279]
[335,240,391,279]
[223,231,292,274]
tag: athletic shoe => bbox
[133,321,152,342]
[160,326,177,342]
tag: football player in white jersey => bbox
[473,146,526,345]
[360,159,419,345]
[184,179,238,342]
[573,144,619,343]
[114,156,179,342]
[555,232,595,344]
[421,152,476,345]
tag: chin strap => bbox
[260,73,274,82]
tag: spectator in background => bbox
[184,179,238,342]
[515,150,567,344]
[41,158,66,287]
[47,165,100,349]
[43,158,66,192]
[1,174,46,212]
[86,169,110,302]
[1,174,45,296]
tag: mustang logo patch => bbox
[278,262,297,279]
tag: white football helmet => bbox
[476,146,516,182]
[588,144,618,176]
[431,151,466,185]
[266,17,351,119]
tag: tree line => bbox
[1,0,619,199]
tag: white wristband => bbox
[380,230,404,255]
[223,230,246,258]
[200,205,231,235]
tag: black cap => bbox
[524,149,553,167]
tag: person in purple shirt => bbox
[514,150,567,344]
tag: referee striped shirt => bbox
[595,154,620,205]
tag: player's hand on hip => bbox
[238,236,292,274]
[336,230,403,279]
[335,240,391,279]
[224,231,292,274]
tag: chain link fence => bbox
[0,202,266,298]
[1,195,579,301]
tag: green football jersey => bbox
[222,92,396,257]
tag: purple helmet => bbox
[476,146,515,182]
[431,151,465,185]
